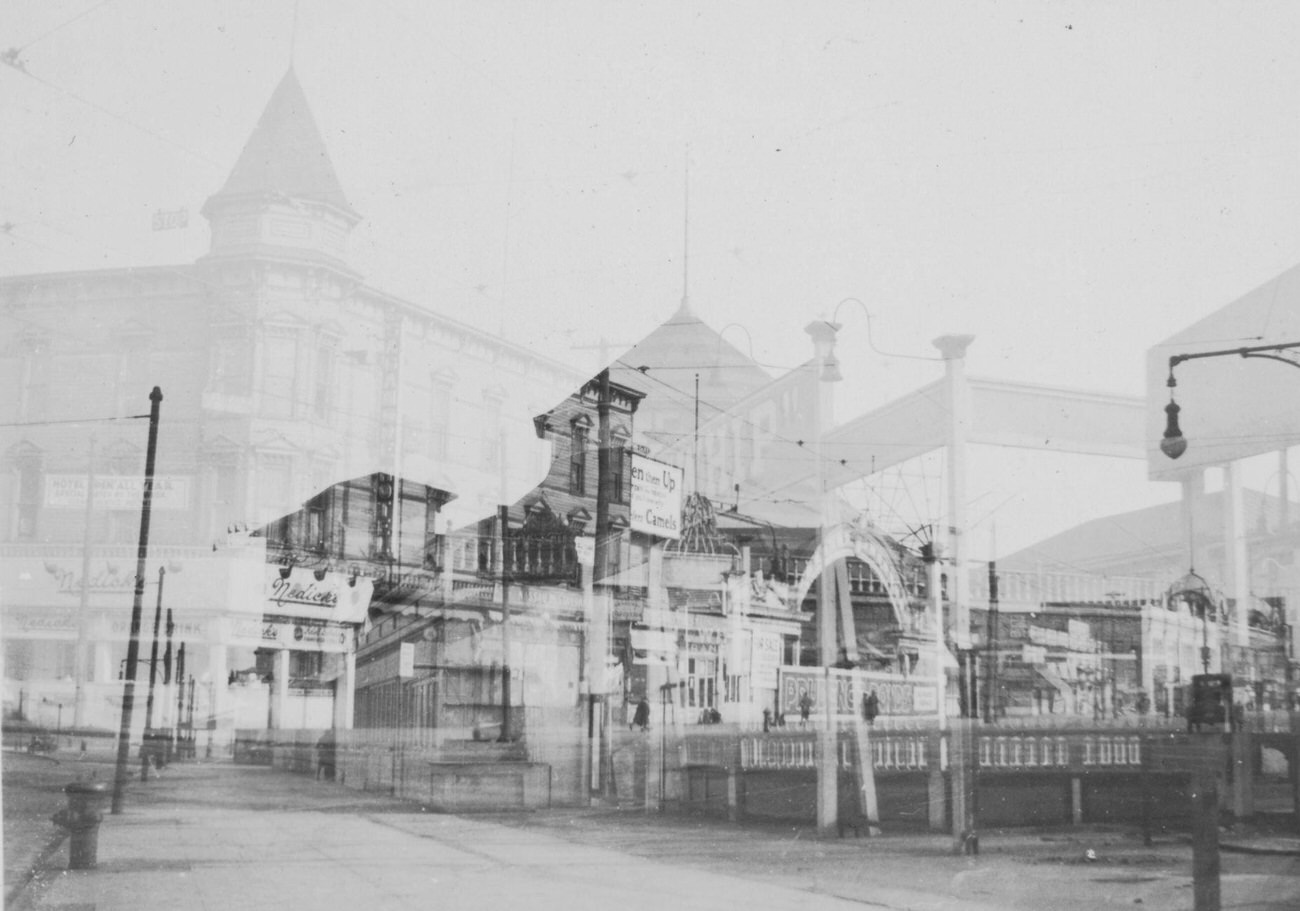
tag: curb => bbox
[4,830,69,911]
[1220,840,1300,857]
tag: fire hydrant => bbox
[52,781,108,869]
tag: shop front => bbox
[1,545,265,747]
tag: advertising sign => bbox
[751,632,783,689]
[629,455,683,539]
[45,475,191,510]
[264,566,373,622]
[778,667,939,719]
[245,617,351,653]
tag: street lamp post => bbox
[805,318,841,839]
[111,387,163,815]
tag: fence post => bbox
[928,730,946,832]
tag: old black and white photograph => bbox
[3,3,1300,909]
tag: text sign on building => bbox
[45,475,191,511]
[778,667,939,719]
[629,455,683,539]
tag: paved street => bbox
[5,751,1300,910]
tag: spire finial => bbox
[289,0,300,65]
[678,147,693,318]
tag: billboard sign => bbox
[629,455,683,539]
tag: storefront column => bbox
[92,638,113,684]
[334,649,356,729]
[207,643,228,745]
[269,648,290,729]
[1222,461,1250,650]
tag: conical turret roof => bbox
[205,68,357,220]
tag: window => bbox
[430,381,452,460]
[314,343,336,419]
[257,458,293,526]
[304,494,327,553]
[396,480,429,567]
[210,331,252,396]
[481,395,502,469]
[290,651,323,680]
[569,422,588,495]
[262,332,299,418]
[14,448,42,541]
[610,444,627,504]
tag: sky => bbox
[5,1,1300,557]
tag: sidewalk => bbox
[9,758,1300,911]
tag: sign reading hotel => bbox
[45,475,191,511]
[629,455,683,539]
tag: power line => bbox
[9,0,115,55]
[0,414,148,428]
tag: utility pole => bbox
[590,367,613,800]
[984,561,999,724]
[112,387,162,814]
[497,504,512,742]
[73,435,95,730]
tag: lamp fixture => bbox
[1160,340,1300,460]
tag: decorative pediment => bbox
[3,440,42,463]
[250,430,300,455]
[565,506,592,532]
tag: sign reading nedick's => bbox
[629,455,683,539]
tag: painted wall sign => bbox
[45,475,191,510]
[254,617,350,653]
[629,455,683,539]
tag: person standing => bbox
[632,696,651,732]
[798,691,813,728]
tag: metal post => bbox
[141,566,166,779]
[162,609,174,764]
[1192,770,1221,911]
[985,561,999,724]
[498,504,511,742]
[174,642,185,760]
[111,387,163,814]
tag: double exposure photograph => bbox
[3,3,1300,910]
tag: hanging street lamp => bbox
[1161,341,1300,460]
